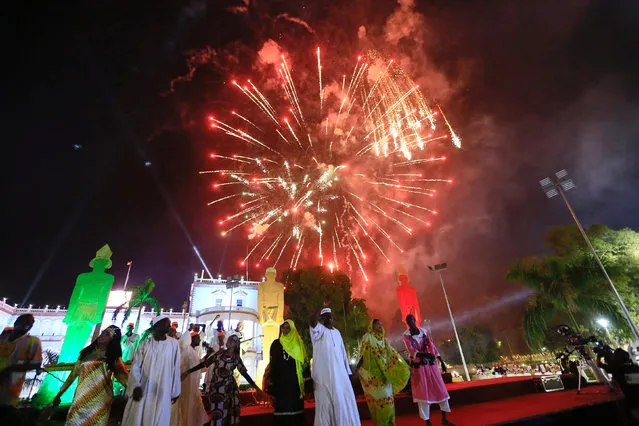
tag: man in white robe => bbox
[121,323,139,363]
[170,332,209,426]
[205,320,217,351]
[310,307,360,426]
[122,314,181,426]
[187,324,207,359]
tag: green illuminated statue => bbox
[35,244,115,404]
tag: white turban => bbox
[320,308,332,316]
[152,314,170,326]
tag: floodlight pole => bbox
[122,261,133,292]
[543,172,639,343]
[429,264,471,381]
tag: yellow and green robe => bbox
[359,326,409,426]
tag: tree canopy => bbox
[283,267,370,359]
[507,224,639,349]
[438,324,501,365]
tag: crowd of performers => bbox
[0,310,460,426]
[4,311,639,426]
[2,312,638,425]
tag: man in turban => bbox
[121,315,181,426]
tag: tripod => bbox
[576,356,613,394]
[576,358,589,394]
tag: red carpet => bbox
[239,376,550,417]
[239,378,623,425]
[360,385,620,426]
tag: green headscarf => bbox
[360,320,410,394]
[279,319,307,396]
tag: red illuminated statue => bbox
[396,266,422,327]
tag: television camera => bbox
[554,325,613,393]
[555,325,599,358]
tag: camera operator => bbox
[598,349,639,425]
[594,342,614,370]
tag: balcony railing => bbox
[195,306,258,317]
[0,299,185,316]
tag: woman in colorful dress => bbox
[51,325,129,426]
[183,333,263,426]
[267,320,310,426]
[358,319,410,426]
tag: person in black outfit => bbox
[267,320,310,426]
[602,349,639,425]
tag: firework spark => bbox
[202,49,460,287]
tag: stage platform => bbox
[240,375,565,418]
[240,375,625,425]
[362,385,621,425]
[43,374,625,425]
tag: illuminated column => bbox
[256,267,284,387]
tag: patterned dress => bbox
[66,352,114,426]
[205,350,247,426]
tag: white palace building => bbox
[1,273,263,396]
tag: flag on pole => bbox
[127,261,133,266]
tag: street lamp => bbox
[428,263,471,381]
[596,317,613,345]
[540,170,639,343]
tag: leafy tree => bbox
[507,224,639,349]
[42,349,59,366]
[543,224,608,257]
[283,267,370,359]
[438,325,501,365]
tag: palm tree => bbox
[42,349,59,366]
[507,255,624,349]
[113,278,161,333]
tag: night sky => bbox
[3,0,638,350]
